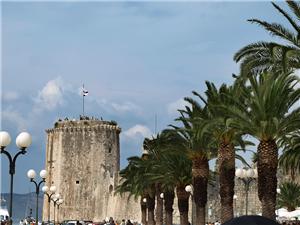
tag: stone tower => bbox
[43,117,122,222]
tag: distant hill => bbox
[1,193,44,222]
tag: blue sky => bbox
[1,1,288,193]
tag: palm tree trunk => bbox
[258,140,278,220]
[192,156,209,225]
[147,195,156,225]
[155,183,163,225]
[164,190,175,225]
[176,185,190,225]
[218,142,235,223]
[141,199,147,225]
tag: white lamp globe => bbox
[233,194,237,200]
[185,185,193,193]
[42,186,49,193]
[246,169,255,178]
[27,169,36,179]
[235,168,243,178]
[50,186,57,193]
[143,198,147,203]
[55,193,60,199]
[16,132,32,149]
[58,198,64,204]
[277,188,281,194]
[0,131,11,147]
[160,193,164,199]
[40,170,48,179]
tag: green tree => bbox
[279,131,300,179]
[277,181,300,211]
[234,1,300,75]
[199,81,251,223]
[174,99,217,225]
[115,156,154,225]
[145,130,192,225]
[222,72,300,220]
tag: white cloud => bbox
[2,110,27,132]
[35,77,64,111]
[96,99,142,114]
[2,91,19,101]
[111,102,141,113]
[123,124,152,139]
[167,98,189,116]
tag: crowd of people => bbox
[96,217,137,225]
[281,221,300,225]
[205,221,221,225]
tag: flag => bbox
[82,88,88,96]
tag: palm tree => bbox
[199,81,251,223]
[234,1,300,75]
[174,99,217,225]
[145,130,192,225]
[277,181,300,211]
[143,137,163,225]
[279,131,300,179]
[152,149,192,225]
[221,72,300,220]
[115,156,154,225]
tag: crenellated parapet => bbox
[45,119,121,134]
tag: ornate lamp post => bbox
[276,188,281,218]
[233,194,237,217]
[185,185,195,225]
[27,169,47,225]
[51,194,61,225]
[235,167,257,215]
[0,131,32,223]
[160,193,165,224]
[56,199,64,224]
[42,185,57,223]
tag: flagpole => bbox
[82,84,85,116]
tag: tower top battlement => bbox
[45,117,121,133]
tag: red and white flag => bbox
[82,88,88,96]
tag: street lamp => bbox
[233,195,237,217]
[160,193,164,199]
[185,185,193,195]
[42,185,57,223]
[276,188,281,217]
[51,194,61,225]
[235,167,257,215]
[0,131,32,223]
[185,185,195,225]
[27,169,47,225]
[56,199,64,224]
